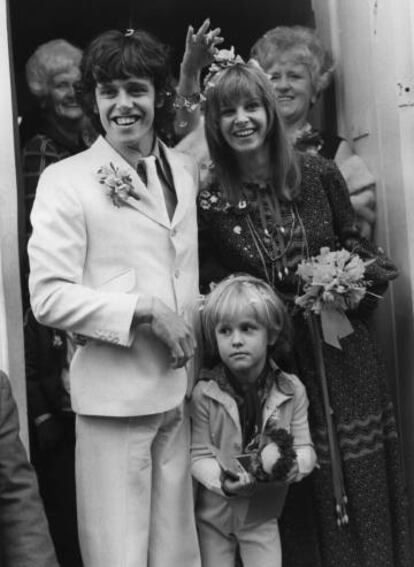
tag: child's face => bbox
[94,76,156,155]
[215,312,274,383]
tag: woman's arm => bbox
[22,135,70,243]
[320,159,398,309]
[334,140,376,240]
[174,19,222,139]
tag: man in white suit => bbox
[28,29,201,567]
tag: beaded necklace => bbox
[242,181,308,287]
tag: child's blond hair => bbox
[202,274,292,362]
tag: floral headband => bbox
[203,47,245,93]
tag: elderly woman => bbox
[175,25,375,239]
[250,26,375,239]
[21,38,87,567]
[22,39,95,244]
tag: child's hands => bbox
[181,18,224,77]
[222,471,256,496]
[285,460,299,483]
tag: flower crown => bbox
[203,47,244,93]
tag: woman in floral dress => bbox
[198,60,411,567]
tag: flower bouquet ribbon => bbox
[295,247,374,526]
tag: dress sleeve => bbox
[320,159,398,312]
[22,135,69,243]
[23,309,52,421]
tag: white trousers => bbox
[76,404,201,567]
[196,489,281,567]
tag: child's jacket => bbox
[190,364,316,505]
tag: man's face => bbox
[48,67,83,122]
[94,76,156,155]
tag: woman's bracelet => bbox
[173,91,205,113]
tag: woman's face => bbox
[218,95,269,157]
[47,66,83,122]
[266,52,315,128]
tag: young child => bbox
[190,274,316,567]
[28,29,200,567]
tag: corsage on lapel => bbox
[98,162,140,207]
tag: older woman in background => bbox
[22,39,95,245]
[21,38,87,567]
[250,26,376,239]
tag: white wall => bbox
[313,0,414,542]
[0,0,27,446]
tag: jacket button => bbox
[171,228,177,237]
[174,269,180,278]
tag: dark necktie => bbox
[136,160,148,186]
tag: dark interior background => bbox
[10,0,315,127]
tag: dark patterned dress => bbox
[198,153,411,567]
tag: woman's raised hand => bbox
[181,18,224,77]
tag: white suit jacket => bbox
[28,136,199,417]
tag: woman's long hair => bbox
[204,62,301,203]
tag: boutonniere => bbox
[97,162,140,208]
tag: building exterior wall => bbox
[0,0,27,446]
[313,0,414,543]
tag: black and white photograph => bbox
[0,0,413,565]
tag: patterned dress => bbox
[198,153,411,567]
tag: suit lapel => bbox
[92,136,171,228]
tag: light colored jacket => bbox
[0,372,58,567]
[29,136,199,416]
[190,367,316,496]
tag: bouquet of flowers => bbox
[248,426,296,483]
[295,247,374,348]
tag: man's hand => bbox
[135,297,196,369]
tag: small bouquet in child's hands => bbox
[249,425,297,483]
[295,247,375,348]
